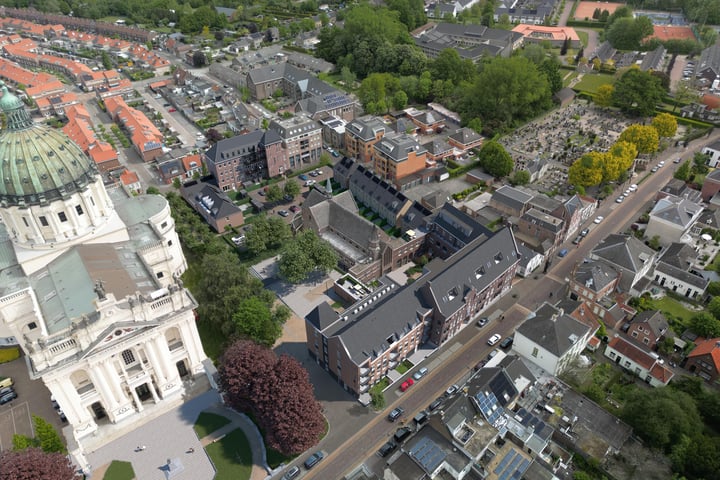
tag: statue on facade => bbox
[94,279,106,300]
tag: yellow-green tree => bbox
[618,124,659,155]
[608,140,638,171]
[569,152,604,187]
[651,112,678,138]
[595,84,614,108]
[598,151,624,182]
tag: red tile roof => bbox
[608,336,655,370]
[688,338,720,371]
[120,169,140,186]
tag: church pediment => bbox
[81,322,159,359]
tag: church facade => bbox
[0,82,209,468]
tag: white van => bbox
[487,333,502,346]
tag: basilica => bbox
[0,82,209,467]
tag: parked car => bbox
[658,161,665,167]
[445,384,459,397]
[400,378,414,391]
[278,210,289,217]
[281,466,301,480]
[304,180,315,187]
[572,236,582,245]
[629,184,638,191]
[378,440,397,457]
[394,427,413,443]
[0,386,14,397]
[651,166,659,172]
[168,107,176,112]
[615,196,624,204]
[674,157,682,164]
[580,228,589,237]
[0,390,17,405]
[0,376,13,389]
[500,336,514,349]
[304,451,324,470]
[412,367,429,381]
[388,406,404,421]
[428,398,443,411]
[558,248,569,257]
[289,205,301,213]
[257,189,265,196]
[309,170,319,177]
[413,411,429,425]
[594,216,604,224]
[299,174,309,181]
[488,333,502,346]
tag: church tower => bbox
[0,84,209,470]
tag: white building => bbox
[514,302,596,376]
[644,197,703,247]
[0,83,209,470]
[702,140,720,168]
[604,336,674,387]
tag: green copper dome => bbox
[0,82,98,207]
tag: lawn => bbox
[648,296,697,326]
[577,30,589,47]
[196,321,227,361]
[395,359,413,375]
[205,429,253,480]
[194,412,232,439]
[103,460,134,480]
[573,73,616,94]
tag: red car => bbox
[289,205,300,213]
[400,378,414,392]
[168,107,177,112]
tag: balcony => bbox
[360,367,370,375]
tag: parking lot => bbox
[0,355,65,451]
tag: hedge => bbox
[566,20,606,28]
[0,346,20,363]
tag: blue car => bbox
[558,249,568,257]
[299,174,309,181]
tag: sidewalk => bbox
[197,404,270,480]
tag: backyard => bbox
[573,72,616,94]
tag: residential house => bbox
[181,154,203,180]
[697,44,720,85]
[640,45,667,72]
[285,52,334,74]
[516,243,544,277]
[413,23,523,61]
[63,104,119,172]
[652,242,709,299]
[269,115,323,171]
[319,115,346,149]
[157,159,185,185]
[344,116,386,164]
[447,127,483,153]
[590,41,616,64]
[180,180,244,233]
[372,133,429,186]
[406,108,445,134]
[489,185,534,218]
[514,302,597,376]
[104,96,163,162]
[692,208,720,235]
[495,0,558,24]
[511,24,581,48]
[204,129,284,191]
[625,310,670,350]
[423,138,454,163]
[658,177,703,203]
[685,338,720,383]
[427,203,494,259]
[304,227,520,396]
[119,169,141,194]
[569,260,620,304]
[644,196,703,246]
[590,234,657,294]
[604,336,674,387]
[701,168,720,202]
[514,208,564,255]
[302,189,424,282]
[702,140,720,168]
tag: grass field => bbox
[577,30,589,47]
[205,429,253,480]
[573,73,616,94]
[103,461,134,480]
[649,296,697,327]
[194,412,232,439]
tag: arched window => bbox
[165,327,183,351]
[70,370,94,395]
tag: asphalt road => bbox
[302,131,720,479]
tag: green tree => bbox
[232,297,285,347]
[692,152,710,175]
[467,118,482,134]
[691,312,720,337]
[479,141,514,178]
[595,84,615,108]
[707,281,720,296]
[652,113,678,138]
[613,68,665,117]
[33,416,65,453]
[538,58,563,94]
[674,160,691,181]
[621,388,702,451]
[606,16,654,50]
[392,90,408,110]
[339,66,356,88]
[510,170,531,186]
[12,434,37,451]
[266,184,284,203]
[283,180,300,198]
[430,49,477,86]
[245,215,292,256]
[278,230,338,283]
[618,124,659,155]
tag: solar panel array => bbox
[408,436,447,474]
[493,449,531,480]
[476,391,504,426]
[322,93,349,109]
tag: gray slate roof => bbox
[431,203,493,246]
[517,303,592,357]
[650,197,703,227]
[373,133,427,162]
[204,129,281,165]
[655,242,709,289]
[699,44,720,76]
[573,260,619,294]
[345,116,386,141]
[181,181,242,221]
[630,310,669,339]
[448,127,482,147]
[492,185,533,211]
[591,234,655,274]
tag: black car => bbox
[499,336,514,349]
[428,398,443,411]
[394,427,413,443]
[377,440,397,457]
[388,406,404,422]
[304,451,324,470]
[0,390,17,405]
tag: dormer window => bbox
[447,287,458,301]
[494,252,503,264]
[475,266,485,279]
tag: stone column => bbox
[128,385,143,412]
[144,341,167,382]
[87,367,118,411]
[102,360,127,404]
[153,336,178,382]
[179,320,204,368]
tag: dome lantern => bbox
[0,81,33,131]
